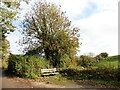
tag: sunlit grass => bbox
[95,55,119,69]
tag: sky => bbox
[7,0,119,56]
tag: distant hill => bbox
[95,55,119,69]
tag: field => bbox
[94,55,119,69]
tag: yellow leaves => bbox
[3,2,20,9]
[44,41,50,46]
[6,20,11,25]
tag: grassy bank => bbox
[95,55,119,69]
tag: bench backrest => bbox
[41,68,56,73]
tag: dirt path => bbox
[1,69,119,89]
[2,69,32,88]
[1,69,64,88]
[2,74,67,88]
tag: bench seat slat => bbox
[41,68,59,76]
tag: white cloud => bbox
[46,0,89,20]
[75,1,118,56]
[91,0,118,12]
[19,0,89,20]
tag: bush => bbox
[99,52,108,59]
[60,67,118,81]
[95,52,108,62]
[8,54,50,78]
[77,55,95,68]
[24,73,38,79]
[2,55,9,69]
[59,54,71,69]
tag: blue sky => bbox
[7,0,119,56]
[74,2,98,20]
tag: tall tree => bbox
[0,0,30,50]
[0,1,20,38]
[0,0,30,37]
[20,1,81,67]
[1,38,10,68]
[0,0,29,67]
[0,1,20,62]
[0,30,2,60]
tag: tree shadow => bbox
[2,68,16,78]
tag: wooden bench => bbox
[41,68,59,76]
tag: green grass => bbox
[94,55,119,69]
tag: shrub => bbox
[95,52,109,62]
[8,54,50,78]
[24,73,38,79]
[59,54,71,69]
[2,54,9,69]
[77,55,95,68]
[60,67,118,81]
[99,52,108,59]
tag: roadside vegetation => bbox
[6,54,120,88]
